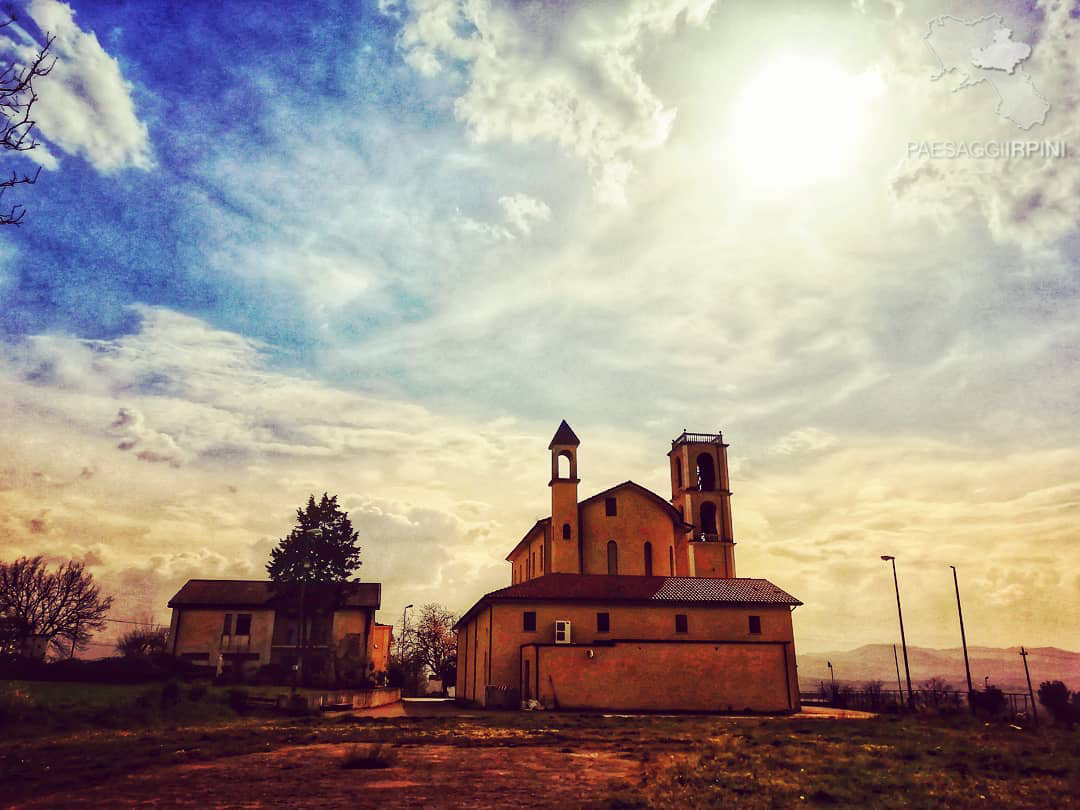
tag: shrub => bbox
[970,685,1007,717]
[1037,681,1075,727]
[226,688,249,713]
[341,743,396,769]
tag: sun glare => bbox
[732,56,883,190]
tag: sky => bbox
[0,0,1077,656]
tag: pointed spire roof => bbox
[548,419,580,449]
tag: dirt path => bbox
[16,742,642,809]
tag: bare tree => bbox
[0,556,113,657]
[412,603,458,685]
[0,17,55,225]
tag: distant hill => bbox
[797,644,1080,693]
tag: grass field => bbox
[2,684,1077,808]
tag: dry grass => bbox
[341,742,397,769]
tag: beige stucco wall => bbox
[458,601,797,710]
[170,607,276,670]
[579,490,678,576]
[531,641,794,712]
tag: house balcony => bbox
[220,634,252,652]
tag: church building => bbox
[454,422,802,712]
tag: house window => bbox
[605,497,617,516]
[540,546,544,573]
[222,613,233,635]
[675,614,688,633]
[523,611,536,632]
[749,615,762,635]
[644,541,653,576]
[235,613,252,635]
[607,541,618,575]
[562,523,571,539]
[597,612,610,633]
[669,546,675,575]
[675,458,683,488]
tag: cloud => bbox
[889,0,1080,250]
[498,193,551,235]
[392,0,716,203]
[2,0,153,172]
[109,407,187,466]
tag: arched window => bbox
[701,502,718,536]
[557,452,572,479]
[696,453,716,491]
[669,546,675,575]
[562,523,571,539]
[675,458,683,488]
[607,541,618,575]
[644,541,653,576]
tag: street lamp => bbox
[401,604,414,654]
[949,565,975,713]
[881,555,915,710]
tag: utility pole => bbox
[881,555,915,710]
[949,565,975,714]
[1020,647,1038,728]
[893,644,904,702]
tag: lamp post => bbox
[893,644,904,702]
[827,660,835,695]
[881,555,915,710]
[949,565,975,714]
[401,603,413,657]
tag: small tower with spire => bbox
[548,419,581,574]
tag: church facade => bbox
[454,422,802,712]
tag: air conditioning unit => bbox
[554,620,571,644]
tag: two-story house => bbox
[167,579,387,683]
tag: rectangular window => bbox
[222,613,232,635]
[675,614,688,633]
[235,613,252,635]
[748,615,762,635]
[597,612,610,633]
[605,497,617,516]
[523,611,536,632]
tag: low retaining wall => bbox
[281,687,401,710]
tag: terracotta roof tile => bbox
[458,574,800,626]
[167,579,381,609]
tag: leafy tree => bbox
[1037,680,1075,727]
[0,556,112,656]
[412,603,458,686]
[0,17,55,225]
[266,493,362,582]
[115,625,167,657]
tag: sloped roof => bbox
[167,579,381,609]
[505,518,551,561]
[548,420,581,448]
[457,574,801,627]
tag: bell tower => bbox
[548,420,581,574]
[669,430,736,577]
